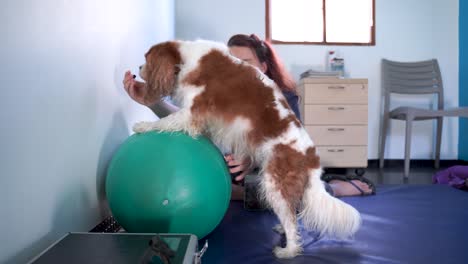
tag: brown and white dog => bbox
[133,40,361,258]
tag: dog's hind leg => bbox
[133,108,201,137]
[272,224,285,234]
[263,172,302,258]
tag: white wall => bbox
[0,0,174,263]
[175,0,459,159]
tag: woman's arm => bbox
[148,98,180,118]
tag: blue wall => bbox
[460,0,468,160]
[0,1,174,263]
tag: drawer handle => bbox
[328,128,345,132]
[327,149,344,153]
[328,107,345,111]
[328,86,345,89]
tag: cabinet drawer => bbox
[317,146,367,168]
[303,83,367,104]
[305,125,367,146]
[303,105,367,125]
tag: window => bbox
[266,0,375,45]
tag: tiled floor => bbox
[363,166,440,185]
[330,163,455,185]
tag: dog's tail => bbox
[298,169,361,239]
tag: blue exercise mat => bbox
[200,185,468,264]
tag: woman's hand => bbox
[224,154,252,182]
[123,71,153,106]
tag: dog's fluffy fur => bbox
[133,40,361,258]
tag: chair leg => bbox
[379,116,390,169]
[404,118,413,178]
[434,117,443,169]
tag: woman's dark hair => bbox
[227,34,296,92]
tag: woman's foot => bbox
[328,179,373,197]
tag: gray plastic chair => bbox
[379,59,468,177]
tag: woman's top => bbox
[282,90,301,121]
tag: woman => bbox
[122,34,373,199]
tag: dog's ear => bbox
[145,41,182,103]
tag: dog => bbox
[133,39,361,258]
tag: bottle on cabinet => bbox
[327,50,345,77]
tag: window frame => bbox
[265,0,376,46]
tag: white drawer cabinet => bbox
[299,78,368,168]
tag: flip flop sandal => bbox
[321,173,376,196]
[347,174,376,195]
[347,180,367,196]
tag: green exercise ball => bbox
[106,131,231,238]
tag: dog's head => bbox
[139,41,182,103]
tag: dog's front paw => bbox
[133,121,155,133]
